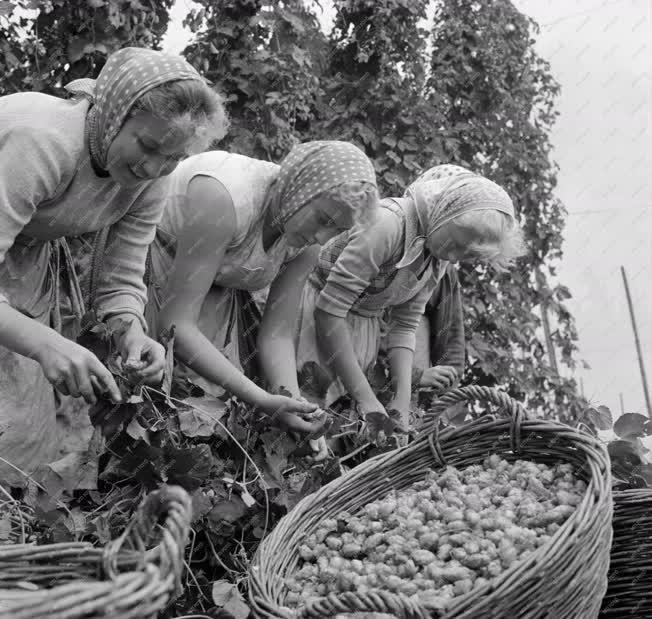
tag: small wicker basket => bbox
[249,386,613,619]
[599,488,652,618]
[0,484,192,619]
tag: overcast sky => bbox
[162,0,651,419]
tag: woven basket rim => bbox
[0,485,192,619]
[249,387,613,619]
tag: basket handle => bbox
[419,386,529,463]
[103,485,193,595]
[298,590,431,619]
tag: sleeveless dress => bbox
[145,151,301,397]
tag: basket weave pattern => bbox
[0,484,192,619]
[249,387,613,619]
[599,488,652,618]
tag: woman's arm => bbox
[315,309,384,412]
[386,346,414,413]
[257,245,320,397]
[384,275,438,409]
[157,177,318,426]
[0,126,121,403]
[93,182,171,382]
[156,175,272,406]
[314,210,403,413]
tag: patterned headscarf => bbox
[405,164,515,237]
[266,140,377,229]
[392,164,515,268]
[64,47,203,170]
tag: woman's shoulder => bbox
[367,198,405,236]
[0,92,87,172]
[173,151,278,184]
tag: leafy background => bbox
[1,0,650,616]
[0,0,586,418]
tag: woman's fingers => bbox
[53,376,70,396]
[90,375,105,398]
[295,399,319,414]
[440,366,459,383]
[309,437,329,462]
[63,373,81,399]
[140,342,166,376]
[279,411,328,435]
[89,358,122,403]
[423,374,446,389]
[283,414,315,433]
[73,363,97,404]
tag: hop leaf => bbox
[365,411,395,441]
[613,413,652,439]
[582,405,613,431]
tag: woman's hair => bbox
[450,209,527,270]
[129,79,230,153]
[320,180,379,224]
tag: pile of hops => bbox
[285,455,586,612]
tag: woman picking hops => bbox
[143,141,378,434]
[0,47,227,484]
[288,164,525,432]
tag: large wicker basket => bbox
[599,488,652,618]
[249,386,613,619]
[0,484,192,619]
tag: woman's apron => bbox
[0,236,86,487]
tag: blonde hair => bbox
[451,210,527,270]
[129,79,230,154]
[321,180,379,225]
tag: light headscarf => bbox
[265,140,377,230]
[394,164,515,267]
[406,163,515,235]
[64,47,204,170]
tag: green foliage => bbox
[426,0,583,419]
[181,0,586,422]
[0,0,603,612]
[0,0,587,420]
[183,0,325,159]
[0,0,172,96]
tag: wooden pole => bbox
[621,266,652,418]
[536,269,559,374]
[619,392,624,415]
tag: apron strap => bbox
[51,238,86,334]
[87,226,111,312]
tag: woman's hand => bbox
[356,397,387,419]
[36,334,122,405]
[308,436,330,462]
[386,398,411,433]
[113,318,166,385]
[261,394,329,434]
[356,398,392,443]
[419,365,459,391]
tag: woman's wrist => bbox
[411,366,424,387]
[251,388,276,412]
[32,328,67,364]
[106,313,142,333]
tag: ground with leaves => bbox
[1,315,647,617]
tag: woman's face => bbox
[283,196,356,248]
[105,111,193,187]
[426,221,486,263]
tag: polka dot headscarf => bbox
[64,46,204,170]
[405,164,515,237]
[266,140,377,229]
